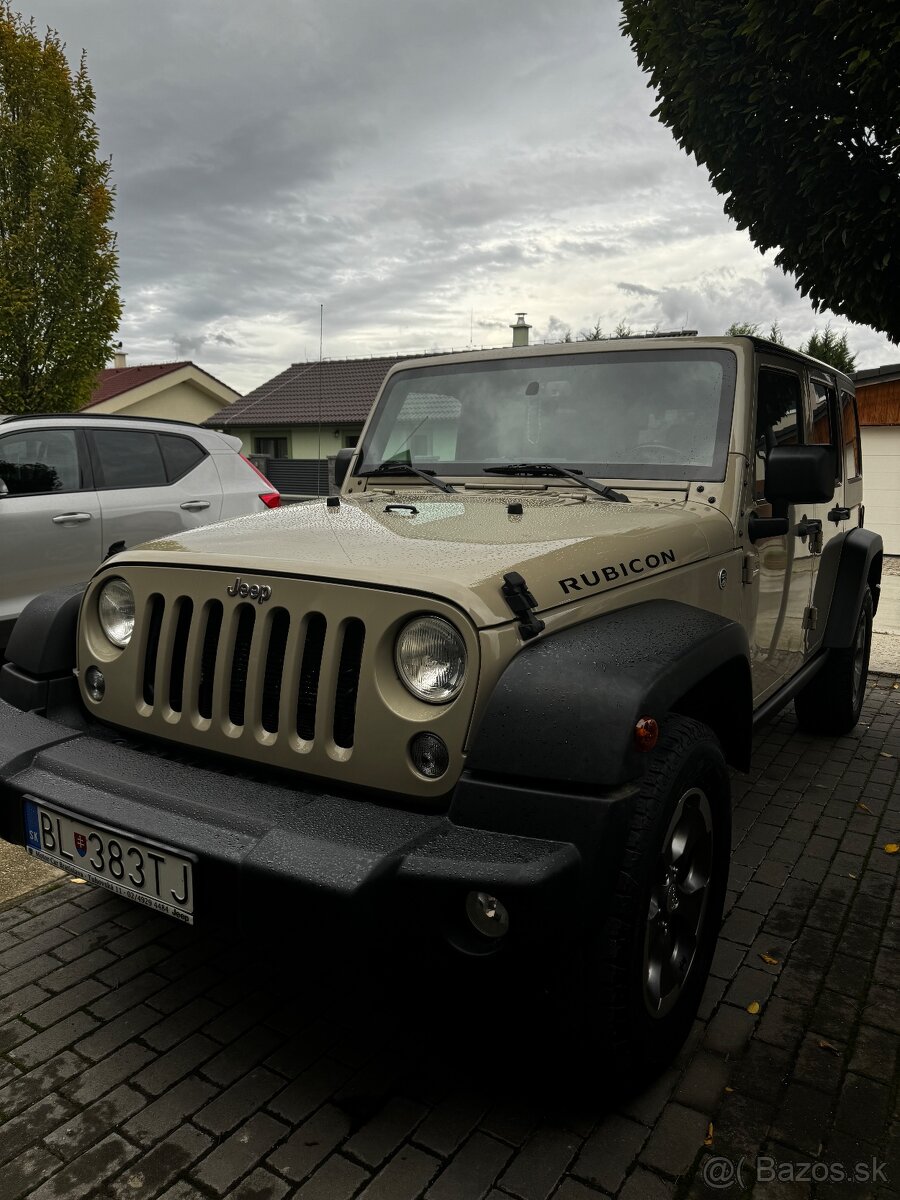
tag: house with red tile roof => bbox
[87,353,240,424]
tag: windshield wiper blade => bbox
[360,461,457,494]
[483,464,629,503]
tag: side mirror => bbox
[334,446,356,489]
[764,444,835,507]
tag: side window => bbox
[158,434,207,482]
[91,430,167,489]
[253,436,288,457]
[808,378,839,481]
[755,368,801,495]
[0,429,82,495]
[840,390,862,481]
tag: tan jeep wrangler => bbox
[0,336,882,1078]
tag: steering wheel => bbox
[621,443,683,464]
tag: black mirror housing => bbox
[334,446,356,489]
[764,445,835,506]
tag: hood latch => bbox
[501,571,545,641]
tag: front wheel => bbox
[577,716,731,1084]
[794,587,873,735]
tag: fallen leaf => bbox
[848,873,857,879]
[885,844,899,855]
[879,751,894,758]
[704,1122,714,1147]
[856,802,874,814]
[70,878,87,885]
[747,1001,761,1015]
[724,1086,734,1094]
[818,1040,840,1055]
[759,953,779,965]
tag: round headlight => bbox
[98,578,135,648]
[395,616,466,703]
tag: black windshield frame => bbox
[357,348,738,484]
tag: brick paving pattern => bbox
[0,677,897,1199]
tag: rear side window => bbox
[159,434,207,482]
[91,430,167,488]
[808,379,839,481]
[0,429,83,495]
[840,390,862,481]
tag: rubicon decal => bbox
[226,577,272,603]
[559,549,677,594]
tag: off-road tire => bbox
[794,587,873,735]
[582,715,731,1085]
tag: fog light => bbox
[85,666,105,702]
[409,732,449,779]
[465,891,509,939]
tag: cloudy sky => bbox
[32,0,897,393]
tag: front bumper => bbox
[0,699,636,947]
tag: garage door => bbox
[861,426,900,554]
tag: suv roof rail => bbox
[614,329,699,340]
[0,412,203,430]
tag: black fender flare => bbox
[819,527,882,649]
[466,600,752,788]
[5,582,85,677]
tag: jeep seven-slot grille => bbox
[139,596,365,750]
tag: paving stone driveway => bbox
[0,678,898,1200]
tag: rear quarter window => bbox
[158,434,208,482]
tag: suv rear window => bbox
[91,430,167,488]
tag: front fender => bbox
[467,600,751,787]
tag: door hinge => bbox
[828,505,851,525]
[742,553,760,584]
[802,605,818,631]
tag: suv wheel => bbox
[582,716,730,1083]
[794,587,873,735]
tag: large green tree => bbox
[620,0,900,341]
[0,7,120,413]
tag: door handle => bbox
[51,512,92,525]
[180,500,210,511]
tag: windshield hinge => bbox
[501,571,546,641]
[802,605,818,631]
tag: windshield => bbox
[358,348,737,482]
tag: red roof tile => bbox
[86,362,192,407]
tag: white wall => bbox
[861,426,900,554]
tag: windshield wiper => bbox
[360,461,458,494]
[483,464,629,502]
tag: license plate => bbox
[23,799,194,924]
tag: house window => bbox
[254,436,288,458]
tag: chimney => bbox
[510,313,531,348]
[112,341,126,369]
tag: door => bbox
[87,428,223,553]
[0,427,101,624]
[747,362,811,699]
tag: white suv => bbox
[0,413,280,643]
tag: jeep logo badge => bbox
[226,577,272,604]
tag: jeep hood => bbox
[110,491,733,627]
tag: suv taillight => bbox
[240,455,281,509]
